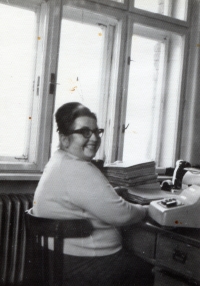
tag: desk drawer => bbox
[156,234,200,281]
[154,270,192,286]
[124,228,156,261]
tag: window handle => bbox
[15,155,28,161]
[122,124,129,133]
[173,249,187,264]
[37,76,40,96]
[127,56,135,65]
[49,73,59,94]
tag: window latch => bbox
[49,73,59,94]
[14,155,28,161]
[122,124,129,133]
[128,56,134,65]
[37,76,40,96]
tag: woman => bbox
[33,102,148,285]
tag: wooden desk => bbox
[122,219,200,285]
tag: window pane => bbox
[123,36,164,163]
[134,0,188,21]
[123,31,184,167]
[0,4,37,157]
[51,19,105,154]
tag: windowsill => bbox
[0,173,42,181]
[0,172,172,182]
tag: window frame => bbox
[0,0,194,176]
[0,0,44,10]
[51,0,127,164]
[0,0,62,173]
[0,0,43,172]
[75,0,129,10]
[29,0,63,172]
[0,0,126,173]
[117,12,190,167]
[129,0,190,25]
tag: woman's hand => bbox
[142,204,149,218]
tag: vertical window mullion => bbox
[153,37,169,165]
[28,2,48,165]
[24,6,41,160]
[103,16,128,163]
[116,17,133,162]
[97,24,115,161]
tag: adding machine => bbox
[149,172,200,228]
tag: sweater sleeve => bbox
[60,160,147,227]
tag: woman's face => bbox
[67,116,101,161]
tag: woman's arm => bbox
[62,161,147,226]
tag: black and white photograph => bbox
[0,0,200,285]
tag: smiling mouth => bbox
[86,144,96,148]
[85,144,97,150]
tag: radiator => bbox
[0,193,33,285]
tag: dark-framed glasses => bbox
[67,128,104,138]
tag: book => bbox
[104,160,155,171]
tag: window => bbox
[50,4,122,162]
[0,0,193,175]
[0,0,49,172]
[133,0,188,21]
[122,25,185,167]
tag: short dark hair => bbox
[55,102,97,135]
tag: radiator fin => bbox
[0,193,33,285]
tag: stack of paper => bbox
[123,183,170,205]
[103,160,158,187]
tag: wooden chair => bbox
[25,209,93,286]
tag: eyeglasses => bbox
[67,128,104,138]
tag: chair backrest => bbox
[25,209,93,286]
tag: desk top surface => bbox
[123,218,200,247]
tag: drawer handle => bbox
[173,250,187,264]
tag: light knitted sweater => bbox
[32,149,146,256]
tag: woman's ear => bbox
[59,134,70,150]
